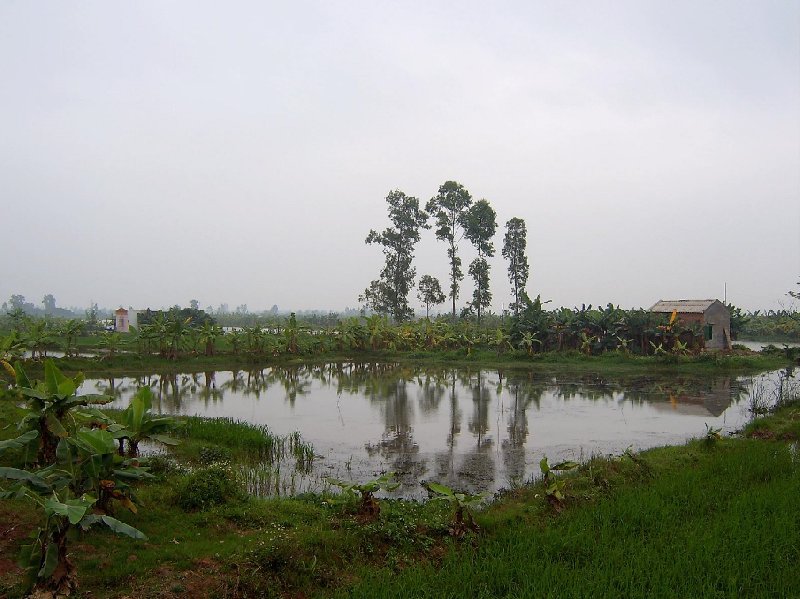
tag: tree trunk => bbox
[33,522,78,598]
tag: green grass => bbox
[173,416,314,465]
[338,439,800,598]
[4,430,798,598]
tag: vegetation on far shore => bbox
[3,295,797,385]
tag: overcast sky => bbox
[1,1,798,314]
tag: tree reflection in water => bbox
[84,362,760,496]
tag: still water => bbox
[80,363,783,497]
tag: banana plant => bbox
[578,331,597,356]
[490,329,512,356]
[1,398,149,595]
[197,322,223,356]
[98,331,123,359]
[540,456,579,509]
[0,429,148,596]
[142,313,168,357]
[15,360,113,464]
[704,424,723,447]
[59,319,85,357]
[23,318,55,360]
[550,307,576,351]
[227,328,245,354]
[649,340,667,356]
[325,472,399,519]
[284,313,308,354]
[364,315,389,351]
[112,387,180,457]
[64,427,153,512]
[424,481,488,537]
[165,315,192,359]
[672,338,690,356]
[517,331,541,356]
[1,331,23,385]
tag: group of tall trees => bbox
[362,181,530,323]
[2,294,77,319]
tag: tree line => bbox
[360,181,530,323]
[1,304,743,370]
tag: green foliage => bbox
[198,445,233,464]
[463,200,497,324]
[175,463,244,510]
[417,275,446,319]
[424,481,488,536]
[509,295,550,353]
[22,318,56,360]
[0,361,148,594]
[59,318,85,357]
[113,386,181,457]
[740,308,800,342]
[15,360,113,464]
[326,472,399,519]
[502,217,530,316]
[704,424,723,447]
[724,302,750,340]
[540,456,579,508]
[177,416,314,466]
[362,190,430,322]
[426,181,473,319]
[1,331,24,384]
[98,330,123,358]
[343,440,800,599]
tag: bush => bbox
[146,454,184,478]
[198,445,233,464]
[175,464,244,511]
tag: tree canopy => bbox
[361,190,429,321]
[425,181,473,320]
[502,217,530,316]
[463,199,497,323]
[417,275,446,319]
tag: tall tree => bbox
[361,190,429,321]
[789,278,800,322]
[417,275,446,319]
[502,218,530,316]
[42,294,56,314]
[425,181,473,320]
[85,302,99,330]
[9,294,26,311]
[463,199,497,324]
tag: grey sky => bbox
[1,1,798,313]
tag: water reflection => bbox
[82,362,764,497]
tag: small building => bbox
[114,308,130,333]
[128,308,144,329]
[649,299,731,350]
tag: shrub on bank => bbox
[175,463,245,510]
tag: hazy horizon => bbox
[2,1,798,314]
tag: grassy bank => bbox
[341,436,799,598]
[1,394,798,598]
[10,348,791,380]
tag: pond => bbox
[79,363,789,499]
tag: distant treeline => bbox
[739,310,800,342]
